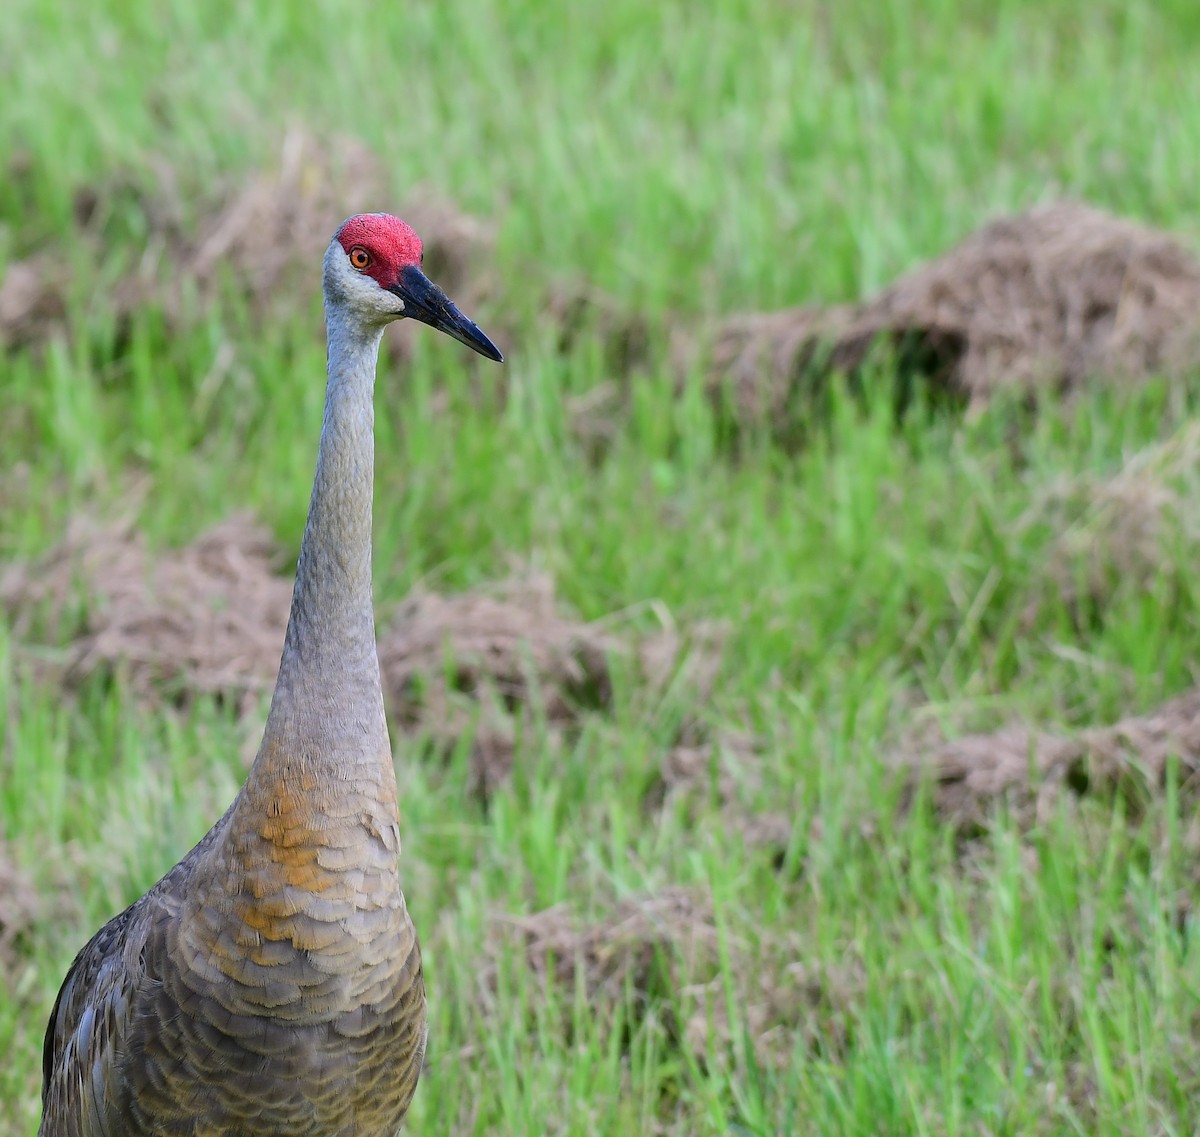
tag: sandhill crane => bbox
[39,213,503,1136]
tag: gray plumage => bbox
[39,213,502,1136]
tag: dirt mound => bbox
[491,887,861,1067]
[378,580,724,799]
[0,835,81,983]
[683,944,864,1069]
[378,574,612,797]
[496,886,719,1004]
[380,574,614,724]
[659,730,762,804]
[707,202,1200,423]
[5,519,722,792]
[1,513,292,709]
[0,843,44,974]
[1019,423,1200,628]
[699,304,861,427]
[901,688,1200,831]
[545,282,653,373]
[647,728,793,856]
[0,252,69,350]
[0,129,495,350]
[5,524,613,729]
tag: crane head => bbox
[324,213,503,362]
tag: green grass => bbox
[6,0,1200,1133]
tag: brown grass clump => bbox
[4,516,724,795]
[0,252,70,350]
[564,381,627,462]
[0,843,44,974]
[707,202,1200,425]
[649,728,793,856]
[658,730,761,805]
[377,574,614,798]
[379,574,616,726]
[497,886,719,1004]
[377,579,725,799]
[1,513,292,709]
[699,304,860,426]
[5,527,622,745]
[683,943,865,1069]
[489,888,862,1069]
[166,127,495,348]
[0,128,494,350]
[544,282,653,374]
[900,688,1200,832]
[1018,422,1200,628]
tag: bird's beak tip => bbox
[390,264,505,363]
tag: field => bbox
[6,1,1200,1133]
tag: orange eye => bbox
[349,247,371,270]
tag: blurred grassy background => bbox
[5,1,1200,1134]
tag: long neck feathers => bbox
[251,300,391,769]
[197,295,402,921]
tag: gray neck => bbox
[259,302,388,750]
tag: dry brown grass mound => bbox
[490,887,862,1068]
[380,574,615,725]
[544,282,653,375]
[901,688,1200,832]
[160,130,493,327]
[498,886,720,1004]
[0,129,494,350]
[0,843,43,974]
[0,252,68,351]
[4,519,722,795]
[1019,423,1200,628]
[0,836,81,985]
[378,574,613,796]
[378,579,725,798]
[708,202,1200,423]
[1,513,292,710]
[682,944,865,1069]
[649,728,793,855]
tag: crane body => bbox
[38,214,503,1137]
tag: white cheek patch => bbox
[326,244,408,318]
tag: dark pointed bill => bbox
[388,264,503,362]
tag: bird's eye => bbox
[349,247,371,270]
